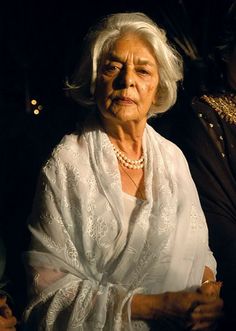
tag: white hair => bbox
[67,12,183,117]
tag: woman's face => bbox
[95,33,159,124]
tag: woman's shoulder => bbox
[54,133,80,153]
[43,132,88,170]
[192,93,236,121]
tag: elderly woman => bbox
[23,12,223,331]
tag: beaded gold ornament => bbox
[201,93,236,125]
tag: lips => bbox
[113,96,134,104]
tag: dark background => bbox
[0,0,234,317]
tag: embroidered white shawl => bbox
[24,124,216,331]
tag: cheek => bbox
[95,82,114,111]
[140,82,158,101]
[95,80,107,100]
[96,77,113,97]
[139,75,158,92]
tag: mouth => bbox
[113,96,135,104]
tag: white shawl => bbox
[23,124,216,330]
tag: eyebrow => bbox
[107,53,156,67]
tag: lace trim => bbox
[201,93,236,125]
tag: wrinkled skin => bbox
[161,291,223,330]
[132,286,224,331]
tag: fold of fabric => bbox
[23,124,216,330]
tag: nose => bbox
[117,67,135,88]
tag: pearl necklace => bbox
[112,144,144,169]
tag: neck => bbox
[100,116,146,159]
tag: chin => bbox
[112,108,140,121]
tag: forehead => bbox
[102,33,157,64]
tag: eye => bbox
[136,67,150,75]
[102,64,121,75]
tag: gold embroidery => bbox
[201,94,236,125]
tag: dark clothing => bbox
[175,97,236,250]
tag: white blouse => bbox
[123,192,142,221]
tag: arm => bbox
[131,290,223,330]
[202,266,215,283]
